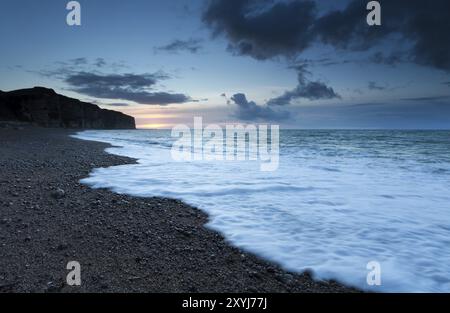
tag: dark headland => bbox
[0,90,357,293]
[0,87,135,129]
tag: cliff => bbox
[0,87,135,129]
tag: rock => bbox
[279,273,294,284]
[45,281,61,293]
[0,87,135,129]
[302,269,314,280]
[50,188,65,199]
[248,271,261,279]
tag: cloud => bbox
[203,0,316,60]
[94,58,107,68]
[267,64,340,106]
[89,100,130,107]
[298,57,354,67]
[203,0,450,71]
[104,103,130,107]
[37,59,192,105]
[313,0,450,71]
[368,81,387,91]
[64,72,191,105]
[370,52,404,67]
[155,38,203,54]
[69,57,88,66]
[225,64,339,117]
[190,98,209,102]
[65,72,167,90]
[230,93,290,121]
[400,95,450,102]
[48,58,129,74]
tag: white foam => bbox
[73,130,450,292]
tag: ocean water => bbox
[73,130,450,292]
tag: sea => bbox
[73,129,450,292]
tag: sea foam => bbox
[73,130,450,292]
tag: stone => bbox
[50,188,66,199]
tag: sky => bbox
[1,0,450,129]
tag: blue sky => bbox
[1,0,450,129]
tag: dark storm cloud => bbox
[312,0,390,51]
[203,0,450,71]
[64,72,191,105]
[267,64,340,106]
[155,38,203,54]
[230,93,290,121]
[203,0,316,60]
[315,0,450,71]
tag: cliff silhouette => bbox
[0,87,135,129]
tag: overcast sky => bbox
[1,0,450,129]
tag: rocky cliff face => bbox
[0,87,135,129]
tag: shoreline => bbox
[0,125,358,292]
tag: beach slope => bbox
[0,126,357,292]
